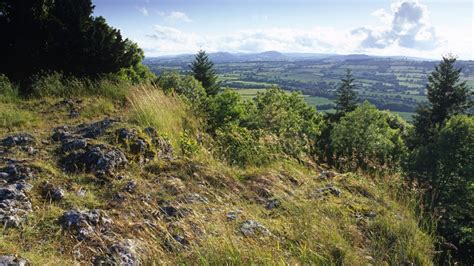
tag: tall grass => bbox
[0,74,20,103]
[30,72,129,102]
[0,104,39,131]
[128,86,199,144]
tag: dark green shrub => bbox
[215,124,271,167]
[207,89,251,132]
[251,87,324,159]
[331,102,407,172]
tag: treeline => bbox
[0,0,154,94]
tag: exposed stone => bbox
[107,239,139,265]
[317,170,337,180]
[0,164,34,183]
[69,108,79,118]
[144,127,157,138]
[52,126,71,142]
[0,182,32,228]
[60,144,128,176]
[159,205,190,218]
[312,184,343,199]
[0,255,28,266]
[226,210,243,221]
[116,128,137,143]
[61,138,88,152]
[180,193,209,204]
[265,199,281,210]
[1,134,35,148]
[153,136,173,160]
[124,180,137,193]
[59,209,111,240]
[76,118,117,139]
[40,182,65,201]
[130,139,147,154]
[240,220,271,236]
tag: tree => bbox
[412,56,472,144]
[331,102,408,171]
[407,115,474,263]
[0,0,144,93]
[406,57,473,264]
[334,69,358,114]
[190,50,220,96]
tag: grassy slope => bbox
[0,86,433,264]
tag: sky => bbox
[92,0,473,59]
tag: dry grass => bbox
[128,85,200,145]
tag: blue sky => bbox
[92,0,473,59]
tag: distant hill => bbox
[144,51,436,64]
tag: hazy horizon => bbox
[93,0,473,60]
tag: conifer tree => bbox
[190,50,219,96]
[335,69,358,114]
[412,56,472,144]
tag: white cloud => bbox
[353,0,438,50]
[157,11,193,23]
[137,1,472,59]
[135,6,149,16]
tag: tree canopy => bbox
[190,50,220,96]
[0,0,143,93]
[334,69,358,114]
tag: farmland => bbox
[144,52,474,121]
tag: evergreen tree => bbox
[190,50,219,96]
[406,56,473,264]
[412,56,472,144]
[334,69,358,114]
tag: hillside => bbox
[0,85,434,264]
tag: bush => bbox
[251,88,323,159]
[0,74,20,103]
[331,102,407,172]
[156,71,207,107]
[215,124,271,167]
[207,89,251,132]
[179,131,200,157]
[116,63,156,85]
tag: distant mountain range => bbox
[144,51,437,64]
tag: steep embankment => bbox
[0,88,433,264]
